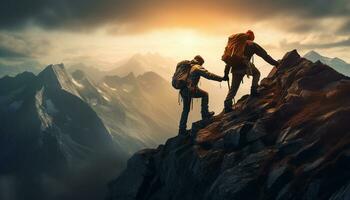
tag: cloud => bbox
[0,32,52,59]
[279,38,350,50]
[339,21,350,34]
[0,32,50,74]
[0,0,349,35]
[0,46,28,58]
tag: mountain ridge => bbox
[304,50,350,76]
[107,50,350,200]
[0,64,153,199]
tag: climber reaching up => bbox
[222,30,279,113]
[172,55,224,135]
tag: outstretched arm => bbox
[254,43,279,66]
[196,67,223,82]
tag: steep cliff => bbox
[0,64,125,200]
[108,50,350,200]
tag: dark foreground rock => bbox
[107,50,350,200]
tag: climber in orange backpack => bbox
[222,30,279,113]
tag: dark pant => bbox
[179,87,209,130]
[224,63,260,109]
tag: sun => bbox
[179,31,200,47]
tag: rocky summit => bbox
[107,50,350,200]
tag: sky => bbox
[0,0,349,75]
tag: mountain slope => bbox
[68,63,107,83]
[74,71,180,153]
[0,62,42,78]
[108,50,350,200]
[0,64,126,200]
[304,50,350,76]
[108,53,174,80]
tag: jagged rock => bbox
[208,150,275,200]
[276,139,304,156]
[212,138,225,149]
[266,165,293,193]
[304,179,322,200]
[329,182,350,200]
[223,129,241,148]
[279,49,301,70]
[220,152,239,172]
[108,50,350,200]
[302,157,325,173]
[38,64,82,98]
[276,183,294,200]
[267,66,278,78]
[247,139,266,153]
[222,125,242,149]
[108,149,157,200]
[291,140,321,165]
[246,120,267,142]
[192,118,214,137]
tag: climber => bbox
[222,30,279,113]
[172,55,224,135]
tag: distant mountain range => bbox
[304,50,350,76]
[108,53,175,80]
[0,62,43,78]
[0,64,127,199]
[0,63,181,199]
[67,53,175,83]
[67,53,226,113]
[71,69,180,154]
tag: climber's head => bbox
[193,55,205,65]
[246,30,255,41]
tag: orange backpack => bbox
[222,33,249,68]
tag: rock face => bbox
[0,64,118,172]
[0,64,126,200]
[108,50,350,200]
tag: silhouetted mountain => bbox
[108,50,350,200]
[0,64,129,200]
[108,53,175,80]
[0,63,42,78]
[304,50,350,76]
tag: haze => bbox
[0,0,349,76]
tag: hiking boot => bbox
[224,107,233,113]
[224,100,233,113]
[202,111,215,119]
[250,87,259,97]
[178,128,188,136]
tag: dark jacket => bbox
[225,42,278,74]
[188,64,222,88]
[244,42,278,66]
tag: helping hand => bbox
[275,60,281,68]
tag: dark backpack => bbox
[172,60,192,89]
